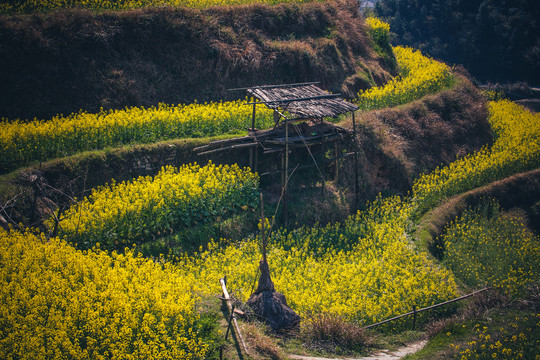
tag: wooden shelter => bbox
[246,81,358,124]
[194,82,360,224]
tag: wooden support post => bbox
[225,303,236,340]
[251,103,256,131]
[281,152,285,190]
[334,142,339,182]
[321,130,326,197]
[412,305,417,330]
[273,109,280,125]
[260,193,267,263]
[284,119,289,227]
[250,103,256,170]
[220,278,249,356]
[254,145,258,173]
[352,111,359,211]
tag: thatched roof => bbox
[246,82,358,119]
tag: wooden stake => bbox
[260,192,266,264]
[50,205,63,239]
[250,103,257,169]
[254,144,258,173]
[225,303,236,340]
[251,103,256,131]
[220,278,250,356]
[334,142,339,182]
[321,127,326,196]
[284,119,289,227]
[352,111,359,211]
[281,152,285,190]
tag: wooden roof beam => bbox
[228,81,320,92]
[245,94,342,105]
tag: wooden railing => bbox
[361,287,489,330]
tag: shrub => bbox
[300,314,371,353]
[365,17,390,48]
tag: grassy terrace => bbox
[0,101,273,175]
[1,14,539,360]
[1,0,323,14]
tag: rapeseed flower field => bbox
[413,99,540,213]
[53,162,259,249]
[178,196,459,330]
[441,200,540,297]
[0,100,273,174]
[0,228,208,359]
[1,6,538,352]
[356,46,454,110]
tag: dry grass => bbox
[300,313,374,354]
[286,181,351,226]
[339,76,491,201]
[243,323,287,360]
[425,288,509,340]
[0,0,394,120]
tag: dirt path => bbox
[288,340,427,360]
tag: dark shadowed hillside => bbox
[0,0,396,120]
[374,0,540,84]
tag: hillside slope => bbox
[0,76,492,229]
[341,74,491,199]
[0,0,396,120]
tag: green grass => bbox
[136,211,258,259]
[404,306,540,360]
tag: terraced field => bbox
[1,12,538,360]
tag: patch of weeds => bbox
[376,330,426,351]
[299,314,375,357]
[136,211,258,258]
[194,296,227,360]
[243,322,287,360]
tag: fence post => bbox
[220,277,250,356]
[412,305,417,330]
[225,304,236,340]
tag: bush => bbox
[300,314,371,353]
